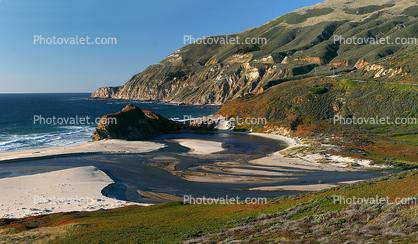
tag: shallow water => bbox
[0,132,394,204]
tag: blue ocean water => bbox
[0,93,219,152]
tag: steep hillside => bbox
[92,0,418,104]
[216,76,418,163]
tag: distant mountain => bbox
[91,0,418,104]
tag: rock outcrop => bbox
[92,104,214,141]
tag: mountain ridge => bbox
[91,0,418,104]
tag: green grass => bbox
[403,5,418,17]
[218,76,418,166]
[4,170,418,243]
[383,83,418,91]
[35,202,281,243]
[283,8,334,25]
[343,4,395,15]
[308,86,329,94]
[338,79,359,89]
[391,134,418,146]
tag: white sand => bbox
[198,165,301,176]
[0,166,150,219]
[249,150,351,172]
[0,139,166,162]
[170,139,224,154]
[234,132,387,169]
[249,179,367,192]
[176,171,287,183]
[338,179,366,184]
[249,184,339,192]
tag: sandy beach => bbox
[0,166,150,219]
[0,139,164,218]
[156,133,365,191]
[168,139,225,154]
[0,133,386,219]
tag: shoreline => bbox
[0,131,388,219]
[0,132,303,219]
[87,97,223,108]
[0,139,166,164]
[0,131,297,164]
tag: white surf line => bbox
[0,139,166,163]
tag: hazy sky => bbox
[0,0,323,93]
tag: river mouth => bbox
[149,132,287,157]
[92,132,393,203]
[0,132,398,205]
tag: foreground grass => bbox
[0,201,280,243]
[3,170,418,243]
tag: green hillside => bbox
[91,0,418,105]
[217,76,418,165]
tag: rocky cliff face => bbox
[92,104,214,141]
[91,0,418,104]
[91,87,120,99]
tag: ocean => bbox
[0,93,220,152]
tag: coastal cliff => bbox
[91,0,418,104]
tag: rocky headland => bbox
[92,104,214,141]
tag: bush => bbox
[308,87,329,94]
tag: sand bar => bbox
[249,184,339,192]
[0,166,149,219]
[169,139,224,154]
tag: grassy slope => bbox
[217,77,418,165]
[92,0,418,104]
[2,170,418,243]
